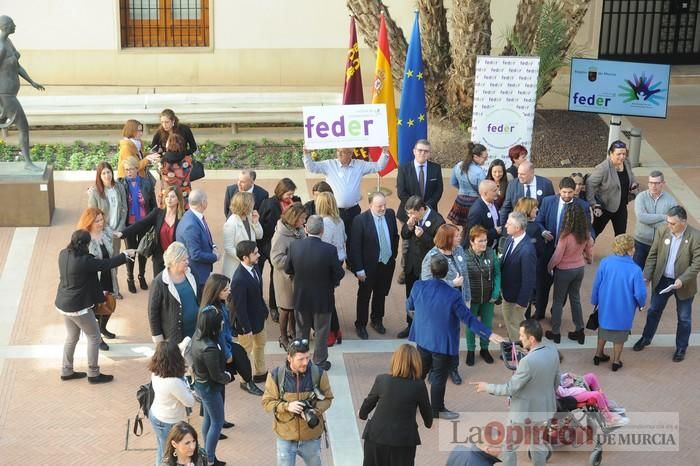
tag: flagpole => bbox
[372,173,392,197]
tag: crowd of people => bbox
[53,111,700,466]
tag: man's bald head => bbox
[479,179,499,203]
[517,161,535,184]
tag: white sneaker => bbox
[610,406,626,414]
[606,415,629,428]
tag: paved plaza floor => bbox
[2,104,700,465]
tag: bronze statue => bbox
[0,15,44,171]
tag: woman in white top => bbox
[149,340,196,466]
[222,191,263,278]
[87,161,127,298]
[316,192,346,346]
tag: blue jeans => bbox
[276,438,322,466]
[642,276,695,351]
[633,240,651,269]
[149,412,174,466]
[195,385,225,463]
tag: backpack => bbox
[133,382,155,436]
[274,364,321,398]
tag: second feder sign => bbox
[471,56,540,168]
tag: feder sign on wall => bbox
[471,56,540,168]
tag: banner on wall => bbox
[471,56,540,168]
[569,58,670,119]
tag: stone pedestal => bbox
[0,162,54,226]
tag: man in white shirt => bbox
[634,206,700,362]
[303,146,390,267]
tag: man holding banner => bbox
[303,146,389,267]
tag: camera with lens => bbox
[299,389,325,428]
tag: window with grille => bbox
[119,0,210,48]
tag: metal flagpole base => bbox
[370,186,393,197]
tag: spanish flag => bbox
[369,13,398,176]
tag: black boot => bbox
[138,274,149,290]
[127,278,137,294]
[99,315,116,339]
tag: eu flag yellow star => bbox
[418,113,425,122]
[417,72,423,80]
[407,119,415,127]
[397,119,402,126]
[406,69,414,78]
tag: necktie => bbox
[525,184,531,199]
[252,267,260,282]
[503,239,514,262]
[202,216,213,243]
[377,217,391,264]
[556,202,571,237]
[418,165,426,197]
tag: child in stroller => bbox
[557,371,628,428]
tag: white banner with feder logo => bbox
[471,56,540,169]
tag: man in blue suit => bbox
[499,212,537,341]
[499,161,554,226]
[465,179,502,249]
[534,177,591,321]
[223,169,269,217]
[408,255,504,420]
[176,189,220,296]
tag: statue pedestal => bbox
[0,162,54,226]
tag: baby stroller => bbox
[500,343,627,466]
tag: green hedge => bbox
[0,139,337,170]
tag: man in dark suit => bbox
[350,191,399,339]
[398,195,446,338]
[533,177,592,320]
[466,179,502,249]
[223,169,269,218]
[286,215,345,370]
[499,212,537,341]
[175,189,220,295]
[396,139,443,284]
[230,240,269,382]
[499,160,554,226]
[472,319,560,466]
[634,206,700,362]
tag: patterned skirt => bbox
[447,194,478,226]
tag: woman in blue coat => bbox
[591,234,646,371]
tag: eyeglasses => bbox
[648,181,663,185]
[570,172,583,178]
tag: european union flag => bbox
[397,12,427,166]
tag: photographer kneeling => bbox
[262,339,334,465]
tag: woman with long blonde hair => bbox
[316,191,347,346]
[359,344,433,466]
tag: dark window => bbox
[119,0,210,48]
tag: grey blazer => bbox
[420,246,471,304]
[87,183,128,231]
[487,342,559,423]
[586,158,636,213]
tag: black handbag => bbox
[190,160,205,182]
[586,306,599,330]
[136,226,156,258]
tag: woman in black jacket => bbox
[55,230,135,384]
[359,344,433,466]
[191,305,232,466]
[150,108,197,156]
[148,241,199,344]
[118,185,184,278]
